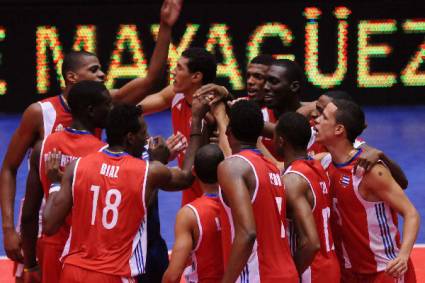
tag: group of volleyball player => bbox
[0,0,420,282]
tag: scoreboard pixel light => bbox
[0,2,424,111]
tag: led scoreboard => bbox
[0,0,424,112]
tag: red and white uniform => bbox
[325,150,416,282]
[61,150,149,280]
[219,149,298,282]
[184,194,223,282]
[171,93,203,205]
[284,159,340,283]
[260,107,280,160]
[38,128,105,283]
[38,95,73,137]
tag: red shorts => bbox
[60,264,136,283]
[37,239,64,283]
[341,259,416,283]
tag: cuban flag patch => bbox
[340,175,351,187]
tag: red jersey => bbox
[38,95,72,137]
[39,128,105,246]
[62,150,149,277]
[219,149,298,282]
[171,93,203,205]
[183,194,223,283]
[284,159,340,283]
[260,107,280,160]
[326,150,404,274]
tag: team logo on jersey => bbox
[339,175,351,187]
[55,123,64,132]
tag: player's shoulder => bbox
[171,92,185,108]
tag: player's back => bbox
[220,149,298,283]
[285,159,340,283]
[62,149,148,277]
[184,194,223,283]
[39,128,105,246]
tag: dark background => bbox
[0,0,424,112]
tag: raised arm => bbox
[218,158,257,283]
[147,94,210,192]
[362,164,419,278]
[211,102,232,157]
[0,103,42,262]
[283,173,320,274]
[110,0,182,104]
[138,85,175,115]
[42,161,76,236]
[162,207,196,283]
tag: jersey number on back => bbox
[90,185,122,230]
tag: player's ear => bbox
[290,80,300,94]
[65,71,78,85]
[335,123,345,137]
[192,71,203,84]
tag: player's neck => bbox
[275,98,301,117]
[201,183,219,195]
[106,145,127,154]
[235,142,257,153]
[283,149,308,170]
[184,85,201,105]
[70,120,96,135]
[327,139,356,164]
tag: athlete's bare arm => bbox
[21,141,44,270]
[162,207,196,283]
[138,85,175,115]
[0,103,43,262]
[356,144,408,189]
[110,0,182,104]
[361,164,419,278]
[211,102,232,157]
[283,173,320,274]
[218,158,257,283]
[146,95,209,199]
[42,161,76,236]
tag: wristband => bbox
[24,264,40,273]
[49,182,61,194]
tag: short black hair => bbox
[106,104,143,147]
[229,100,264,143]
[323,90,353,102]
[271,59,304,85]
[194,144,224,184]
[250,54,274,66]
[62,50,97,80]
[67,80,109,118]
[332,99,366,143]
[275,112,311,151]
[181,48,217,84]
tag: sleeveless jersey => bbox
[326,149,402,274]
[39,128,105,246]
[260,107,281,161]
[285,159,340,283]
[171,93,203,205]
[219,149,298,283]
[38,95,72,137]
[184,195,223,283]
[62,150,149,277]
